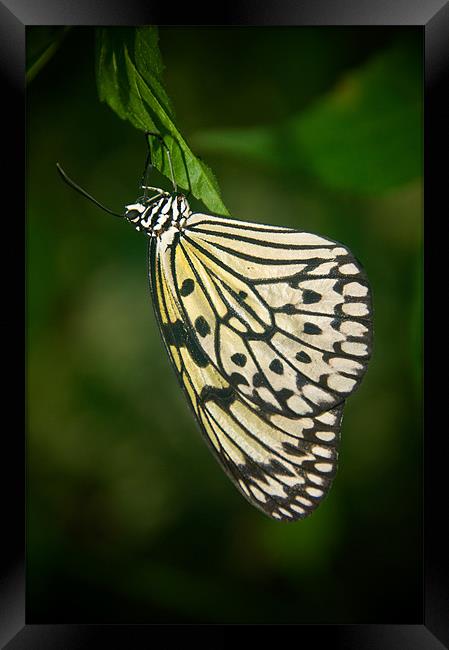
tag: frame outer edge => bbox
[3,0,444,644]
[424,2,449,649]
[0,0,448,26]
[0,2,26,649]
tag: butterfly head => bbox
[125,192,191,237]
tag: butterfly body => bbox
[124,191,373,522]
[125,193,191,236]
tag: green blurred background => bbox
[26,27,422,623]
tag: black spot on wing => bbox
[163,320,209,368]
[296,373,308,388]
[269,359,284,375]
[253,373,266,388]
[296,350,312,364]
[287,273,305,289]
[231,353,247,367]
[195,316,211,337]
[278,304,298,314]
[302,289,321,304]
[277,388,294,402]
[229,372,250,387]
[180,278,195,296]
[304,322,322,335]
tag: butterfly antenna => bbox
[144,131,178,193]
[56,163,124,219]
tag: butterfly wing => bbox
[150,239,343,520]
[173,213,372,418]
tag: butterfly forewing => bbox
[148,212,372,521]
[179,214,372,416]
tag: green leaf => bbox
[26,27,70,84]
[96,27,229,216]
[193,37,422,194]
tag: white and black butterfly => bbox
[57,133,373,522]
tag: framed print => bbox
[1,1,447,647]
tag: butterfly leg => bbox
[143,131,178,193]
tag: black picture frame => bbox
[2,1,446,647]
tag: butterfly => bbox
[57,132,373,522]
